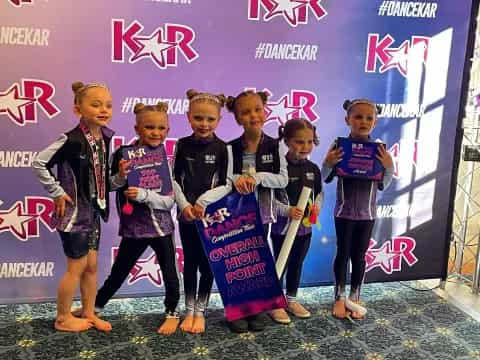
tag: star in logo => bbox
[131,29,177,69]
[365,241,402,274]
[128,252,163,286]
[0,84,35,126]
[0,202,38,241]
[264,0,307,26]
[8,0,33,7]
[265,95,298,124]
[380,40,410,77]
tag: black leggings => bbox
[271,233,311,298]
[179,222,213,314]
[96,235,180,313]
[333,217,374,301]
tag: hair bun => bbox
[71,81,85,94]
[155,101,169,113]
[186,89,199,100]
[226,96,236,112]
[343,99,352,110]
[257,91,269,103]
[133,103,145,114]
[216,94,226,107]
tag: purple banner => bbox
[123,145,172,194]
[335,137,385,181]
[195,192,286,321]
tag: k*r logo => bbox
[201,208,231,228]
[365,237,418,274]
[248,88,318,125]
[8,0,33,7]
[112,19,199,69]
[0,197,55,241]
[111,136,177,163]
[365,34,430,77]
[0,79,60,126]
[248,0,327,27]
[111,247,184,287]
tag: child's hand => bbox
[324,147,343,167]
[182,205,196,221]
[118,159,131,179]
[193,204,205,218]
[289,206,304,220]
[54,193,74,218]
[234,175,256,194]
[124,187,139,200]
[376,145,393,169]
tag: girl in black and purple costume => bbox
[173,89,232,334]
[322,99,394,319]
[95,101,181,335]
[226,90,289,333]
[33,81,113,332]
[270,118,323,325]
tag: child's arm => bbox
[125,160,176,210]
[32,135,68,198]
[196,146,234,210]
[322,140,342,183]
[32,135,74,217]
[313,167,324,210]
[126,187,175,210]
[250,144,289,189]
[172,141,195,220]
[109,148,127,191]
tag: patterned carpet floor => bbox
[1,282,480,359]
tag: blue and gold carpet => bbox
[1,282,479,359]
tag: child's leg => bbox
[80,250,111,332]
[179,223,199,332]
[55,255,92,332]
[191,236,214,334]
[348,220,375,319]
[286,234,311,318]
[95,237,149,309]
[151,235,180,335]
[332,218,355,318]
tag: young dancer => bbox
[270,118,323,324]
[33,81,113,332]
[174,89,232,334]
[226,90,288,332]
[95,102,181,335]
[322,99,393,319]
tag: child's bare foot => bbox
[157,316,180,335]
[191,314,205,334]
[180,314,194,333]
[85,314,112,332]
[332,299,348,319]
[54,315,93,332]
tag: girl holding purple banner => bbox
[270,118,323,325]
[173,89,233,334]
[322,99,393,320]
[226,90,289,333]
[33,81,113,332]
[94,101,181,335]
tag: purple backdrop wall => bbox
[0,0,474,303]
